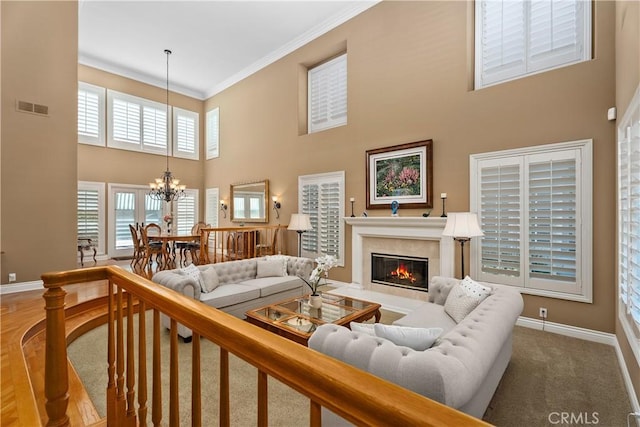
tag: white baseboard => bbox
[0,280,44,295]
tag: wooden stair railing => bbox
[42,266,489,427]
[199,225,286,264]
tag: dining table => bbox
[154,233,201,270]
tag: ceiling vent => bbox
[16,100,49,116]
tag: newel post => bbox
[43,283,70,427]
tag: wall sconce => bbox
[220,200,228,218]
[272,196,281,219]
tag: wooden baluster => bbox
[310,401,321,427]
[138,301,148,426]
[106,281,117,426]
[43,283,70,427]
[126,293,136,425]
[220,348,230,427]
[192,333,202,427]
[170,319,179,427]
[257,370,268,427]
[152,309,162,426]
[116,288,126,420]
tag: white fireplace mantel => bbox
[344,216,455,289]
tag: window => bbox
[205,188,220,227]
[298,171,345,265]
[308,54,347,133]
[78,82,105,146]
[77,181,105,255]
[107,90,169,154]
[173,107,199,160]
[470,140,592,302]
[206,107,220,159]
[618,84,640,359]
[475,0,591,89]
[173,189,199,235]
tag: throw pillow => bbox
[181,263,204,293]
[444,284,484,323]
[373,324,443,351]
[460,275,492,299]
[257,259,286,278]
[200,266,219,293]
[265,255,288,276]
[350,322,376,336]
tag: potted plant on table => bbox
[300,254,338,308]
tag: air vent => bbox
[16,100,49,116]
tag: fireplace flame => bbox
[389,264,417,283]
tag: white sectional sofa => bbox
[152,255,313,340]
[308,276,524,422]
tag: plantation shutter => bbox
[205,188,219,227]
[308,54,347,133]
[528,155,578,286]
[301,183,319,254]
[618,90,640,327]
[206,107,220,159]
[77,188,99,242]
[476,0,590,89]
[299,171,345,264]
[175,190,198,235]
[478,160,523,286]
[476,0,526,87]
[319,181,341,258]
[108,90,168,153]
[174,107,199,160]
[78,83,104,145]
[112,98,141,145]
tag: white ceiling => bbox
[79,0,378,100]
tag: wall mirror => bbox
[230,180,269,223]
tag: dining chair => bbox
[140,224,164,272]
[128,224,143,268]
[179,221,208,266]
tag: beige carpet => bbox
[68,313,633,426]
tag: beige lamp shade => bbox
[288,213,312,231]
[442,212,484,238]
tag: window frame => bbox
[205,188,220,228]
[475,0,592,89]
[78,82,106,146]
[470,139,593,303]
[77,181,106,255]
[173,107,199,160]
[206,107,220,159]
[106,89,170,155]
[308,53,347,134]
[298,171,345,266]
[617,83,640,365]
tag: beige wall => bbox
[205,1,617,333]
[615,0,640,408]
[1,1,78,283]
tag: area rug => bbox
[67,308,403,426]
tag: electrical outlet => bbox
[8,273,16,283]
[539,307,547,319]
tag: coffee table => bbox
[245,293,381,346]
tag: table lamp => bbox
[288,213,312,257]
[442,212,484,278]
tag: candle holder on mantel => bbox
[349,198,355,217]
[440,193,447,217]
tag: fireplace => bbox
[371,253,429,292]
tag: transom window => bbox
[308,54,347,134]
[475,0,591,89]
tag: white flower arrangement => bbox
[300,254,338,296]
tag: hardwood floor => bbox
[0,259,140,426]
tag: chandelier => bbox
[149,49,186,202]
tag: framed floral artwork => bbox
[366,140,433,209]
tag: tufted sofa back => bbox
[427,276,459,305]
[208,258,257,284]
